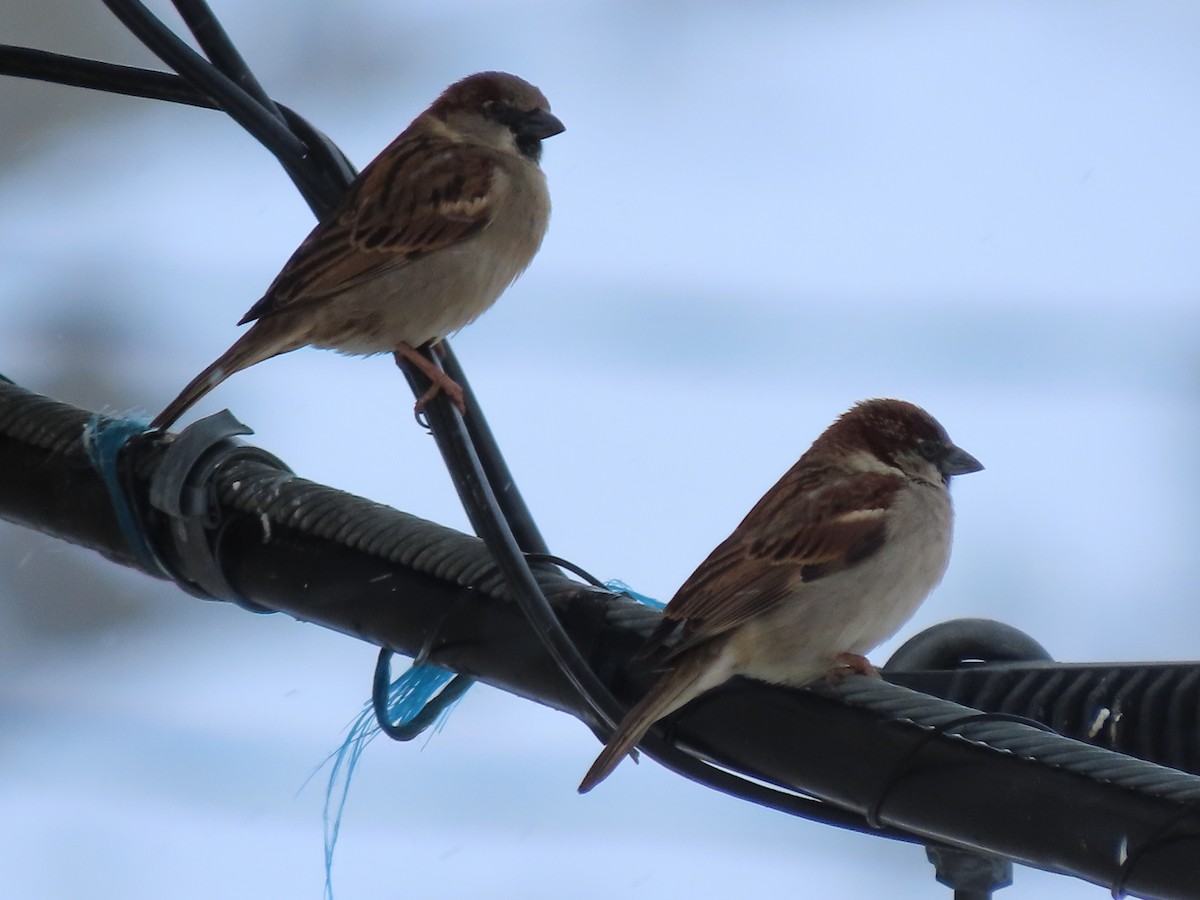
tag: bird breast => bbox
[311,161,551,355]
[728,481,954,685]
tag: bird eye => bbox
[917,438,943,461]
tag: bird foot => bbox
[828,652,881,680]
[394,345,466,414]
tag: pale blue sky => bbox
[2,1,1199,897]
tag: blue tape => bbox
[82,414,168,577]
[605,578,666,610]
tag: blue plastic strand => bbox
[323,577,658,897]
[322,662,458,899]
[605,578,666,610]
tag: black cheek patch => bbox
[516,134,542,162]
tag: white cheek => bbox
[844,450,900,477]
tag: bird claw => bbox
[394,344,467,416]
[413,377,466,416]
[828,652,881,680]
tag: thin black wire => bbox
[3,14,926,847]
[0,46,209,106]
[399,359,621,731]
[441,347,549,555]
[170,0,285,120]
[0,46,357,192]
[100,0,342,215]
[524,553,608,588]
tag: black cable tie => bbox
[865,710,1057,831]
[523,553,608,589]
[147,409,290,606]
[1110,799,1200,899]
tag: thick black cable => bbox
[11,379,1200,893]
[98,0,300,150]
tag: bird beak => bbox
[520,109,566,140]
[940,445,984,476]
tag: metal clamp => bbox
[148,409,290,607]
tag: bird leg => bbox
[393,343,466,414]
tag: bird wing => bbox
[656,469,901,655]
[239,137,499,323]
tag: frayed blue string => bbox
[320,576,655,896]
[605,578,666,610]
[321,662,459,900]
[82,413,168,577]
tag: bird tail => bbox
[150,323,292,431]
[578,643,723,793]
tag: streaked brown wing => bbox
[659,469,901,652]
[240,137,498,323]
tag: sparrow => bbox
[578,398,983,792]
[150,71,564,431]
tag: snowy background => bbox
[2,1,1199,897]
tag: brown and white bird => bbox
[578,399,983,792]
[150,71,564,431]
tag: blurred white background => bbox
[2,1,1199,897]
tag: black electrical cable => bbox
[99,0,342,215]
[0,46,207,106]
[15,378,1200,893]
[399,358,621,731]
[440,346,549,556]
[169,0,285,120]
[0,47,358,213]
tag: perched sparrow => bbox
[150,71,564,431]
[578,399,982,792]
